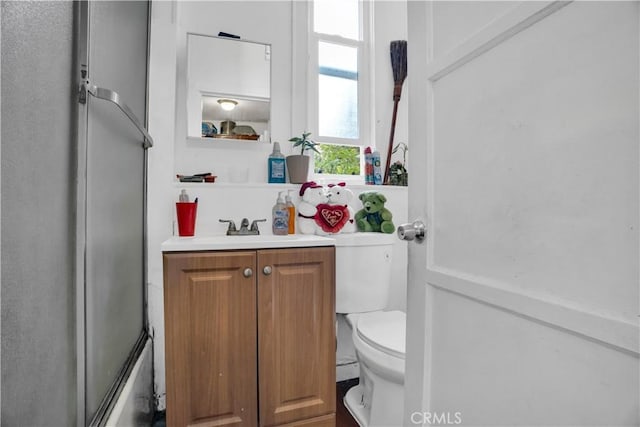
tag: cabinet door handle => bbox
[243,268,253,278]
[262,266,272,275]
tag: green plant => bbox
[314,145,360,175]
[388,162,408,186]
[289,131,320,155]
[389,142,408,186]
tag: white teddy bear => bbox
[326,183,356,233]
[297,181,328,235]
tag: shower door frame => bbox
[74,1,151,425]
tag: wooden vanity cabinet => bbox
[163,246,336,427]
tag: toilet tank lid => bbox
[333,232,396,247]
[356,310,406,358]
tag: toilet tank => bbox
[334,232,395,313]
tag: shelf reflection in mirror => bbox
[201,94,269,140]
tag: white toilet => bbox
[334,232,406,427]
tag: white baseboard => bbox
[337,362,360,382]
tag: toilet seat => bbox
[356,310,406,359]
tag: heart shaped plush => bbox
[315,203,350,233]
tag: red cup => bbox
[176,202,197,236]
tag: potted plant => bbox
[388,142,408,186]
[286,131,320,184]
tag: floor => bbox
[151,379,360,426]
[336,378,360,427]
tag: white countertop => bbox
[162,234,336,252]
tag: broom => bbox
[383,40,408,185]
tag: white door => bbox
[404,2,639,426]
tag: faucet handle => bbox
[250,219,267,232]
[219,219,237,232]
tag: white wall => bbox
[373,1,409,170]
[148,1,178,410]
[148,1,409,409]
[174,1,292,181]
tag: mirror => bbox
[187,33,271,140]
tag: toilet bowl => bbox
[333,233,406,427]
[344,311,406,427]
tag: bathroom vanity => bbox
[162,236,336,427]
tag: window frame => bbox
[307,0,374,182]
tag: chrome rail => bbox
[80,80,154,148]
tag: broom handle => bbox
[383,84,403,184]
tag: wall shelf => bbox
[172,181,409,192]
[186,136,272,147]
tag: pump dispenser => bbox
[285,190,296,234]
[272,191,289,235]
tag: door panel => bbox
[257,247,336,427]
[406,1,639,425]
[163,252,258,427]
[432,1,516,57]
[432,1,637,316]
[430,289,639,425]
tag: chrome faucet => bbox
[239,218,250,233]
[219,218,266,235]
[250,219,266,232]
[219,219,237,233]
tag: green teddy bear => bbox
[355,191,395,233]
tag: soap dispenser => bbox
[272,191,289,235]
[285,190,296,234]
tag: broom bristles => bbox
[390,40,407,84]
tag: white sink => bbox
[162,234,336,252]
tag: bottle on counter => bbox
[285,190,296,234]
[364,147,374,185]
[372,150,382,185]
[268,141,286,183]
[272,191,289,235]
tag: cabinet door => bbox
[257,247,336,427]
[164,251,257,427]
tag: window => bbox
[309,0,371,179]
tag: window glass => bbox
[318,42,358,139]
[319,41,357,72]
[313,0,359,40]
[315,144,361,175]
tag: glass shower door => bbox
[75,1,151,425]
